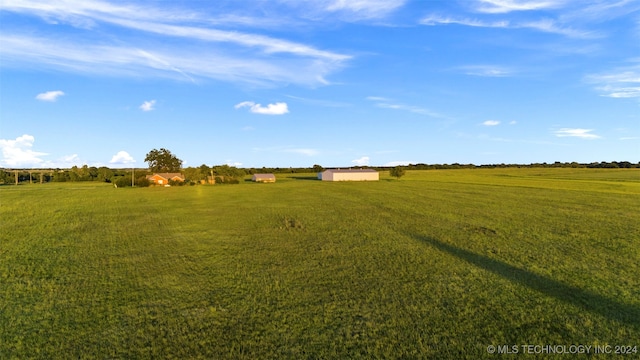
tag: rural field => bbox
[1,168,639,359]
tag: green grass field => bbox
[1,168,639,359]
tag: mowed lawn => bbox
[1,169,639,359]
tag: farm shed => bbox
[146,173,185,185]
[319,169,379,181]
[252,173,276,183]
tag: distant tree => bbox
[53,171,69,182]
[144,148,183,173]
[213,164,245,184]
[390,166,406,179]
[69,167,81,182]
[97,167,114,183]
[0,170,9,184]
[199,164,211,177]
[312,164,324,173]
[80,165,90,180]
[182,167,200,182]
[89,166,99,180]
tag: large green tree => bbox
[145,148,183,173]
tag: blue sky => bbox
[1,0,639,168]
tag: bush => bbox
[114,176,132,188]
[135,176,150,187]
[168,179,185,186]
[214,176,240,184]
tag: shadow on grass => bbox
[416,235,640,329]
[290,176,320,181]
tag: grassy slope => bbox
[1,169,639,359]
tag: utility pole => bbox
[15,170,18,185]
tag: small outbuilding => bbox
[319,169,379,182]
[252,173,276,183]
[146,173,185,185]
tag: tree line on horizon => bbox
[1,147,638,186]
[2,160,638,186]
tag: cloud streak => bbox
[0,0,351,86]
[36,90,64,102]
[586,63,640,99]
[235,101,289,115]
[420,14,595,38]
[553,128,601,139]
[458,65,513,77]
[279,0,407,20]
[473,0,567,14]
[284,148,319,156]
[366,96,444,118]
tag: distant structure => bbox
[252,173,276,183]
[200,176,215,185]
[146,173,185,185]
[319,169,379,181]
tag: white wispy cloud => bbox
[35,90,64,102]
[596,85,640,98]
[352,156,370,166]
[284,148,319,156]
[366,96,444,118]
[520,18,597,38]
[226,161,243,167]
[140,100,156,112]
[365,96,390,102]
[553,128,601,139]
[570,0,640,22]
[586,63,640,99]
[473,0,567,14]
[0,134,48,167]
[2,34,345,86]
[285,94,351,108]
[322,0,406,19]
[110,18,349,62]
[235,101,289,115]
[109,151,135,165]
[483,120,501,126]
[421,14,595,38]
[421,15,509,28]
[458,65,513,77]
[251,146,320,158]
[0,0,351,86]
[384,160,413,166]
[280,0,407,20]
[59,154,83,166]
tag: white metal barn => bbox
[252,173,276,183]
[319,169,379,181]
